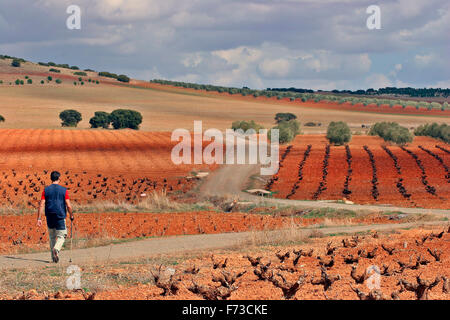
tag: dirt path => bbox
[0,220,446,270]
[199,162,450,216]
[1,154,448,270]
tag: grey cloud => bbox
[0,0,448,90]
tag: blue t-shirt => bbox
[42,184,68,230]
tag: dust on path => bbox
[199,162,450,217]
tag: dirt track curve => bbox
[199,162,450,216]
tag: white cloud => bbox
[414,54,434,66]
[259,58,290,78]
[1,0,448,90]
[365,74,393,89]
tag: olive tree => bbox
[326,121,352,145]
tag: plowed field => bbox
[267,136,449,209]
[0,129,215,207]
[4,227,449,300]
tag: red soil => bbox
[268,136,449,209]
[5,227,449,300]
[0,211,399,255]
[0,129,216,207]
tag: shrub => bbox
[47,76,52,81]
[74,72,87,76]
[0,115,5,122]
[414,123,449,143]
[269,119,301,144]
[59,109,82,127]
[326,121,352,145]
[89,111,111,129]
[55,79,62,84]
[15,79,20,85]
[109,109,143,130]
[430,102,442,110]
[11,59,21,67]
[40,80,44,84]
[369,122,413,145]
[49,68,61,73]
[98,71,118,79]
[275,113,297,123]
[231,120,264,132]
[117,74,130,83]
[27,79,32,84]
[70,66,79,70]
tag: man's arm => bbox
[66,199,74,220]
[37,199,45,227]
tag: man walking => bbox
[37,171,74,263]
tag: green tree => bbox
[274,113,297,123]
[11,59,21,67]
[369,122,413,145]
[117,74,130,83]
[414,123,449,143]
[89,111,111,129]
[109,109,143,130]
[326,121,352,145]
[0,115,5,122]
[59,109,82,127]
[27,79,32,84]
[47,76,53,81]
[231,120,264,132]
[269,119,301,144]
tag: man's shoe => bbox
[52,248,59,263]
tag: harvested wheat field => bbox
[1,58,448,132]
[144,81,450,117]
[0,129,216,208]
[266,135,449,209]
[2,226,449,300]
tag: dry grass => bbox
[73,190,183,213]
[242,218,310,247]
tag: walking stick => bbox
[69,218,73,263]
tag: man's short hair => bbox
[50,171,61,182]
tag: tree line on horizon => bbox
[150,79,449,111]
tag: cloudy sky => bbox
[0,0,449,90]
